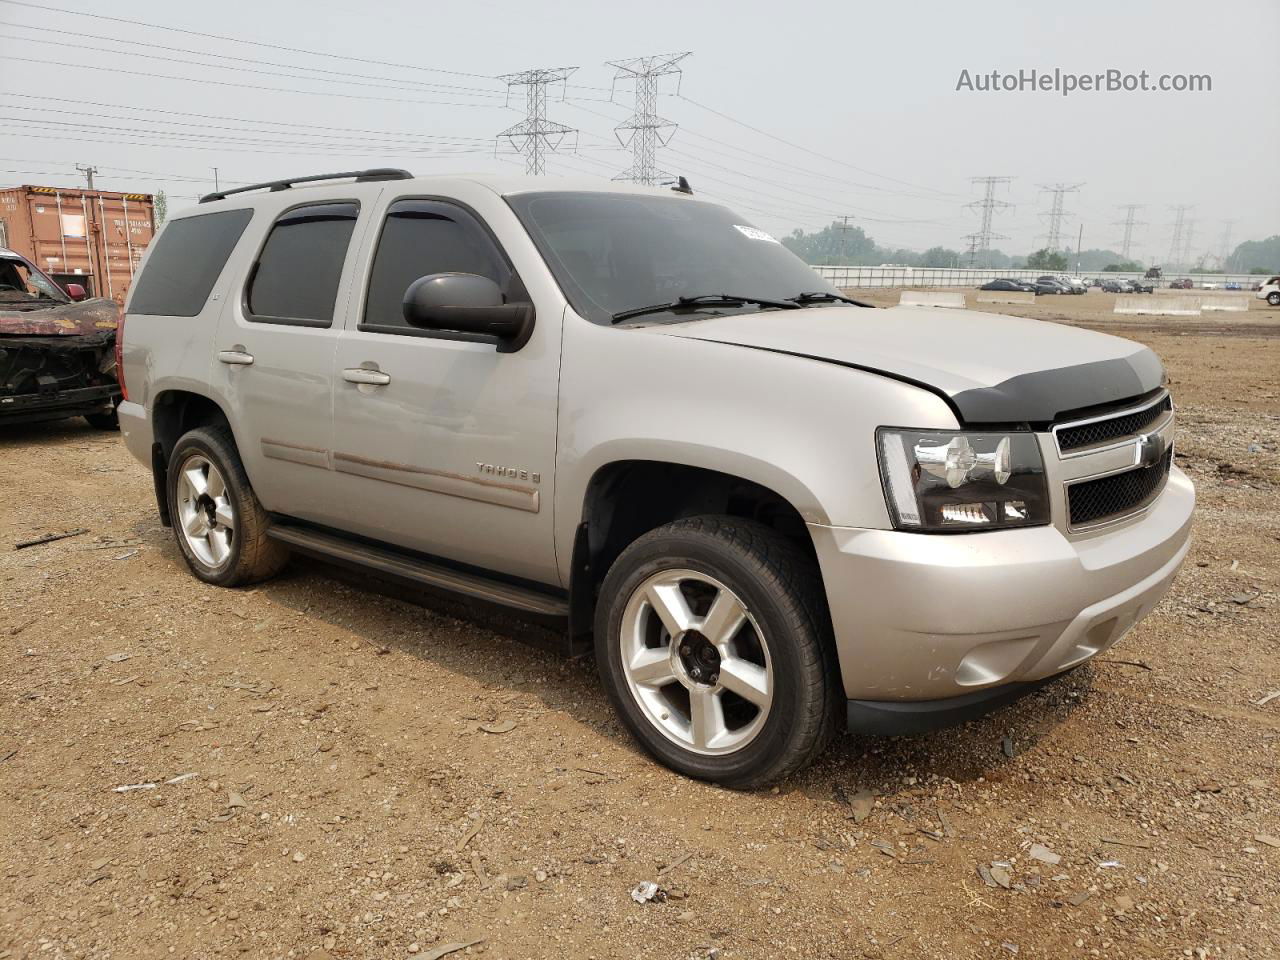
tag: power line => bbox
[565,93,972,210]
[497,68,579,176]
[1,32,505,98]
[2,56,517,110]
[963,176,1014,266]
[9,126,498,161]
[0,0,498,81]
[606,52,689,186]
[0,23,506,98]
[0,92,498,144]
[1038,182,1084,251]
[674,93,966,200]
[0,113,498,152]
[663,146,958,225]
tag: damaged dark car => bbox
[0,248,121,429]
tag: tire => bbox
[84,403,119,430]
[84,411,118,430]
[594,516,839,789]
[166,425,288,587]
[1268,292,1279,306]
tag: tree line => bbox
[779,220,1279,273]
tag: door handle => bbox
[217,349,255,366]
[342,367,391,386]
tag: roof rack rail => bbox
[199,168,413,204]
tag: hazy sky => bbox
[2,0,1276,262]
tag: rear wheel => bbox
[84,403,119,430]
[595,516,838,789]
[1268,291,1280,306]
[167,425,288,586]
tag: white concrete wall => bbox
[811,264,1264,291]
[900,290,966,309]
[1114,295,1202,316]
[1199,295,1250,312]
[976,291,1035,305]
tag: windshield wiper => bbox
[611,293,801,324]
[789,291,875,308]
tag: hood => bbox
[0,297,120,337]
[647,304,1164,424]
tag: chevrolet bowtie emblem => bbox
[1135,432,1165,469]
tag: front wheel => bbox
[595,516,839,789]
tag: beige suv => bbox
[116,170,1194,787]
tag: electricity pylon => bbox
[497,67,578,175]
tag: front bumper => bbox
[0,383,118,425]
[809,465,1194,711]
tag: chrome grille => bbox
[1067,449,1172,527]
[1056,394,1172,453]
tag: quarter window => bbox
[362,199,513,331]
[246,202,359,326]
[128,208,252,317]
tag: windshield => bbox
[0,256,68,304]
[506,191,838,324]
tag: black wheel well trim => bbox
[149,389,237,522]
[151,389,234,457]
[568,459,825,640]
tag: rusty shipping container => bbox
[0,185,155,305]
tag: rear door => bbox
[328,192,561,585]
[211,199,366,527]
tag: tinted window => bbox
[247,202,358,326]
[506,192,835,325]
[363,199,511,330]
[128,209,252,317]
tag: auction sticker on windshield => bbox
[733,224,781,244]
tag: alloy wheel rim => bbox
[175,454,235,570]
[619,568,773,756]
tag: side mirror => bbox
[65,282,87,302]
[402,273,534,353]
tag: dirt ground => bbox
[2,292,1278,960]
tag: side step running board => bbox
[267,524,569,618]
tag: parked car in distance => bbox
[1256,276,1280,306]
[1035,276,1069,294]
[1200,281,1220,290]
[0,247,122,428]
[1130,281,1155,294]
[116,170,1194,788]
[1224,281,1242,291]
[1169,278,1193,290]
[979,278,1030,293]
[1100,279,1123,293]
[1057,276,1087,294]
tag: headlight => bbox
[876,428,1050,531]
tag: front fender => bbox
[552,317,958,583]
